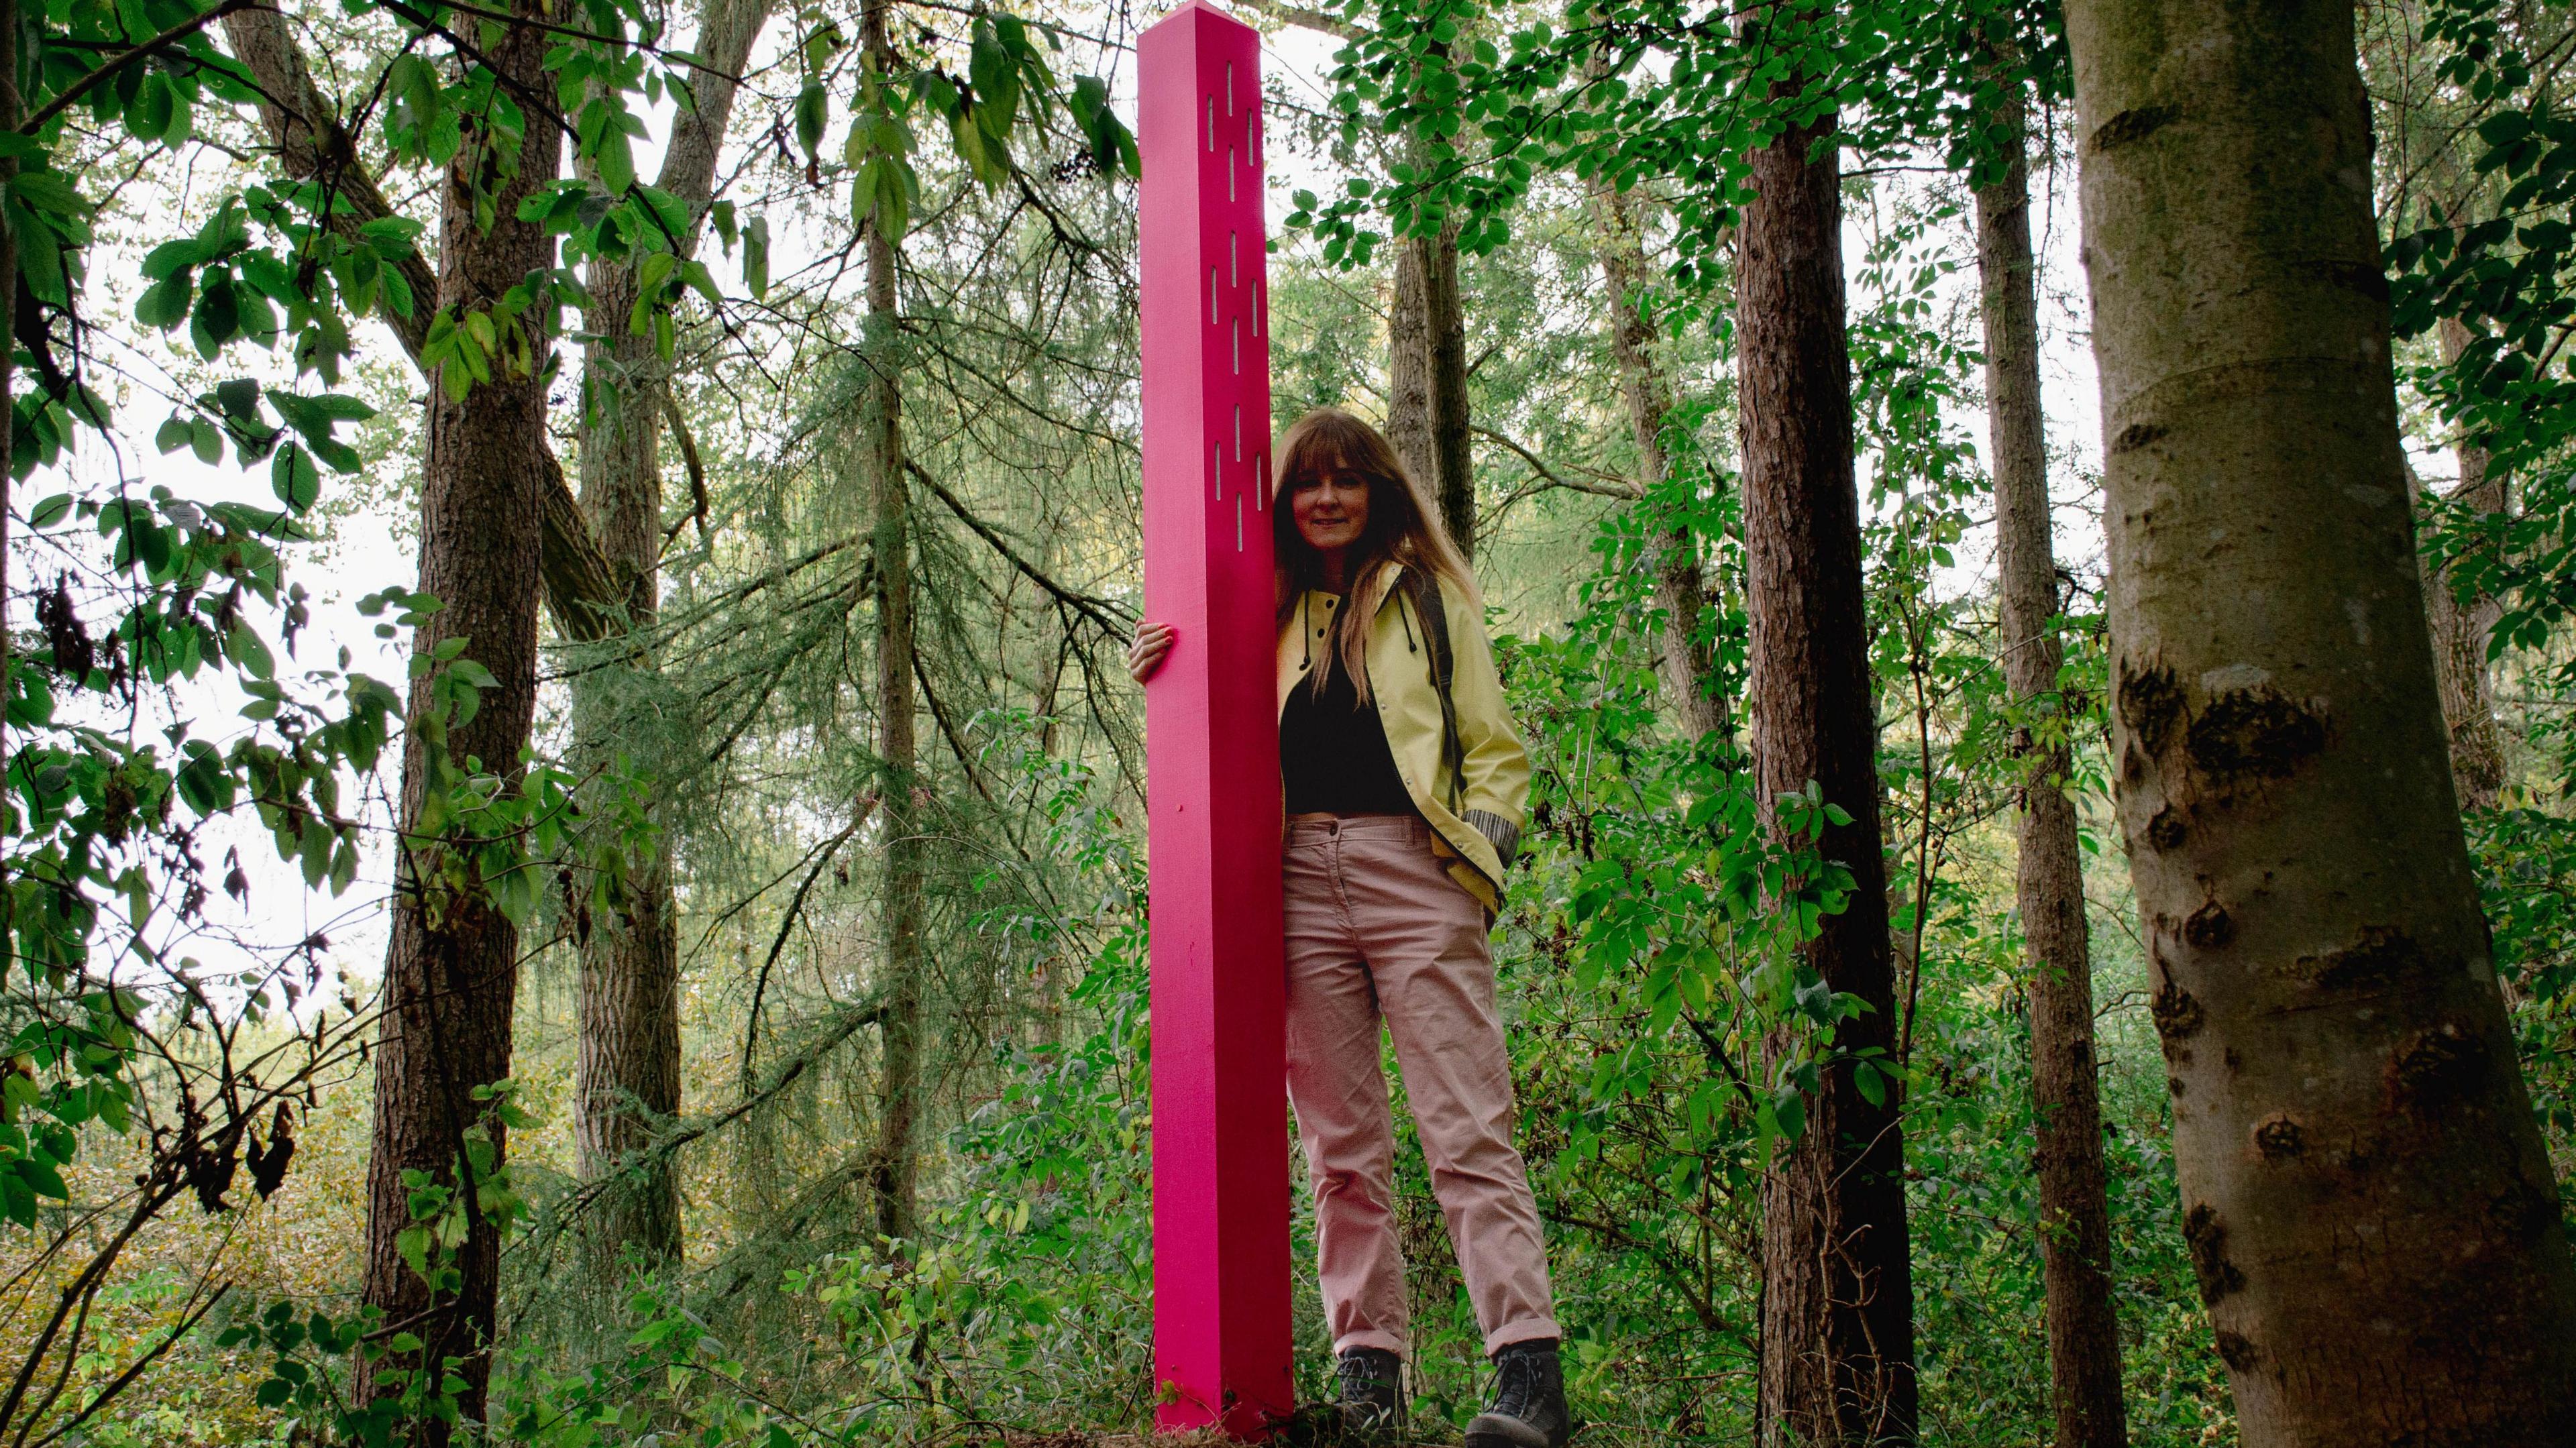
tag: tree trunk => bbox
[570,0,771,1275]
[1387,239,1436,490]
[1421,224,1474,559]
[220,5,621,642]
[1976,82,2127,1448]
[2070,0,2576,1439]
[1740,105,1918,1446]
[2425,315,2508,811]
[358,0,561,1428]
[858,0,924,1246]
[1595,181,1726,741]
[1384,107,1471,559]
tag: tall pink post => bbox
[1138,0,1293,1436]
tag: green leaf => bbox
[358,215,425,260]
[742,216,769,300]
[396,1227,430,1281]
[270,443,319,512]
[141,238,205,280]
[971,20,1021,140]
[135,272,193,330]
[794,82,828,162]
[215,378,261,422]
[1852,1059,1886,1109]
[594,125,635,194]
[229,624,274,681]
[15,1157,65,1201]
[129,73,176,149]
[0,1172,33,1227]
[7,171,87,218]
[1770,1084,1807,1144]
[195,276,239,353]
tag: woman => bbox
[1127,408,1568,1447]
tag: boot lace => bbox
[1340,1350,1397,1404]
[1486,1349,1545,1420]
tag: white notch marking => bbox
[1230,231,1238,288]
[1254,278,1264,338]
[1210,266,1219,325]
[1255,453,1267,509]
[1232,317,1240,376]
[1213,441,1223,500]
[1205,98,1214,152]
[1228,148,1237,203]
[1236,495,1244,551]
[1234,402,1243,460]
[1226,62,1234,116]
[1246,111,1256,167]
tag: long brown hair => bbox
[1272,406,1474,700]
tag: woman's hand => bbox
[1126,622,1177,683]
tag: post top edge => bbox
[1142,0,1258,40]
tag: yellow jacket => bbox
[1276,561,1532,910]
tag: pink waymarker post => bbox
[1138,0,1293,1436]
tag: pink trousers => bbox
[1281,813,1559,1359]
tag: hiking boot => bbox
[1336,1346,1405,1443]
[1465,1339,1571,1448]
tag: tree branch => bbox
[1478,423,1643,500]
[741,791,879,1087]
[1232,0,1360,40]
[910,461,1133,636]
[22,0,265,135]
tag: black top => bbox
[1281,598,1416,818]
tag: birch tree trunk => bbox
[1595,181,1726,741]
[570,0,772,1274]
[858,0,924,1245]
[1740,95,1919,1445]
[1976,80,2127,1448]
[358,0,561,1425]
[2070,0,2576,1437]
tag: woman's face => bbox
[1291,467,1373,555]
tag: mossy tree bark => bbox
[2070,0,2576,1437]
[2425,316,2507,811]
[569,0,773,1275]
[1976,78,2127,1448]
[1740,95,1919,1445]
[1422,225,1474,557]
[357,0,560,1426]
[857,0,924,1247]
